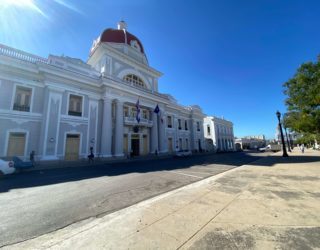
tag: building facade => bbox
[0,21,205,161]
[203,116,235,152]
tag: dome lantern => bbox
[117,20,127,31]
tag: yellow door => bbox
[7,133,26,157]
[65,134,80,161]
[168,138,173,153]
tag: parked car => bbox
[12,156,34,171]
[258,146,269,152]
[0,159,15,176]
[259,144,281,152]
[175,150,192,157]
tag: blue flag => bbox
[154,104,160,114]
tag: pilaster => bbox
[158,109,167,153]
[114,99,124,156]
[151,110,158,153]
[40,86,63,160]
[101,96,113,157]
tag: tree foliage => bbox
[283,56,320,138]
[295,133,319,146]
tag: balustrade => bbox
[0,44,48,64]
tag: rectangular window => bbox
[178,119,181,130]
[68,94,82,117]
[131,108,136,118]
[207,126,211,135]
[197,122,201,131]
[124,106,129,117]
[142,110,148,119]
[13,86,32,112]
[167,116,172,128]
[185,139,189,150]
[185,120,188,130]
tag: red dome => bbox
[100,29,145,54]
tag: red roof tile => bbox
[100,29,145,54]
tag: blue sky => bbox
[1,0,320,139]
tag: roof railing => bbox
[0,43,48,64]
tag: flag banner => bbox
[136,98,141,123]
[154,104,160,114]
[154,104,163,123]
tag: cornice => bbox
[0,70,44,87]
[0,54,39,74]
[60,115,89,124]
[44,80,101,100]
[38,63,102,86]
[0,109,42,121]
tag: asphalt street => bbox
[0,151,272,247]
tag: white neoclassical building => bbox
[204,116,235,152]
[0,21,206,161]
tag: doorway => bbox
[131,134,139,156]
[7,132,26,157]
[168,138,173,153]
[198,139,202,152]
[65,134,80,161]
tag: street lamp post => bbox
[276,111,289,157]
[284,127,292,152]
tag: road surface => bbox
[0,151,271,247]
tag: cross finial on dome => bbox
[117,20,127,31]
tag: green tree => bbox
[283,56,320,141]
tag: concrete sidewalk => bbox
[5,149,320,249]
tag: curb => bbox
[18,152,215,173]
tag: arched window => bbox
[123,74,146,89]
[130,40,141,52]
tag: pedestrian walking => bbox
[30,150,35,166]
[301,144,305,153]
[88,147,94,163]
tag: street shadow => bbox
[1,151,319,193]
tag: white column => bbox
[114,100,124,157]
[88,99,98,154]
[159,111,167,153]
[151,111,158,153]
[101,97,112,157]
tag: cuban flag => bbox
[136,98,141,123]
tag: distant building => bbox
[243,135,265,140]
[203,116,235,152]
[235,135,266,150]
